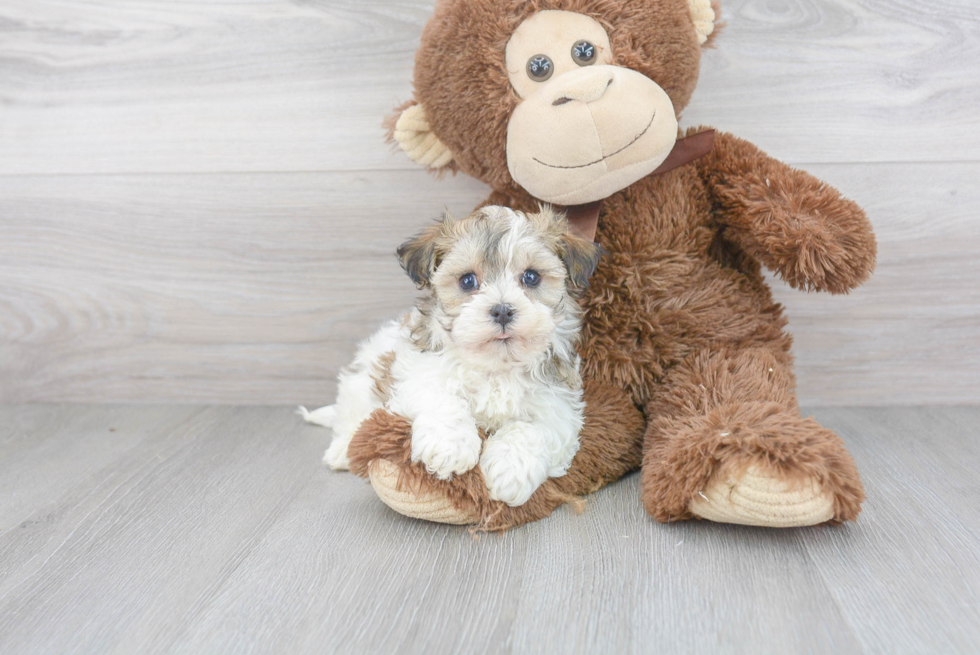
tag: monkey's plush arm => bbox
[698,129,877,294]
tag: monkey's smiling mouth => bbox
[532,111,656,170]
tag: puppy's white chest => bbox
[455,371,529,430]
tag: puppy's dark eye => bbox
[459,273,479,292]
[521,270,541,288]
[526,55,554,82]
[572,41,596,66]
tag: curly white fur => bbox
[303,207,590,506]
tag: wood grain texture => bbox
[799,407,980,654]
[1,0,978,404]
[0,0,978,175]
[1,163,976,405]
[0,169,491,404]
[772,163,980,404]
[685,0,980,164]
[0,404,204,528]
[0,405,978,654]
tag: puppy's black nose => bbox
[490,304,516,327]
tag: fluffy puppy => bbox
[301,205,600,506]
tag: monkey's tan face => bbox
[504,10,679,205]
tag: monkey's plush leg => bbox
[642,346,864,526]
[347,381,645,530]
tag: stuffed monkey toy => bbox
[345,0,876,529]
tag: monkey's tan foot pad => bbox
[688,466,835,528]
[368,459,478,525]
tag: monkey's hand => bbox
[700,130,877,294]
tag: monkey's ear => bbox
[397,223,443,289]
[561,233,602,289]
[688,0,718,46]
[387,101,455,170]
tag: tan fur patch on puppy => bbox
[370,351,397,402]
[398,205,598,378]
[307,206,602,508]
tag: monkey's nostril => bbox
[553,97,572,106]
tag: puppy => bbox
[301,206,600,506]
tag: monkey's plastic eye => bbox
[521,270,541,288]
[526,55,554,82]
[459,273,479,292]
[572,40,596,66]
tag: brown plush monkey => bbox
[346,0,876,529]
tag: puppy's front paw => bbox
[323,436,350,470]
[410,415,481,480]
[480,436,548,507]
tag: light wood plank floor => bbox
[1,405,977,654]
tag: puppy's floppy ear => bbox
[385,100,455,170]
[397,222,443,289]
[561,232,602,289]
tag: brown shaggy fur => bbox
[642,346,864,522]
[348,380,645,531]
[364,0,875,527]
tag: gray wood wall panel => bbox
[0,405,977,653]
[1,164,976,405]
[2,0,977,174]
[1,0,978,404]
[0,170,491,404]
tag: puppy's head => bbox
[397,205,600,366]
